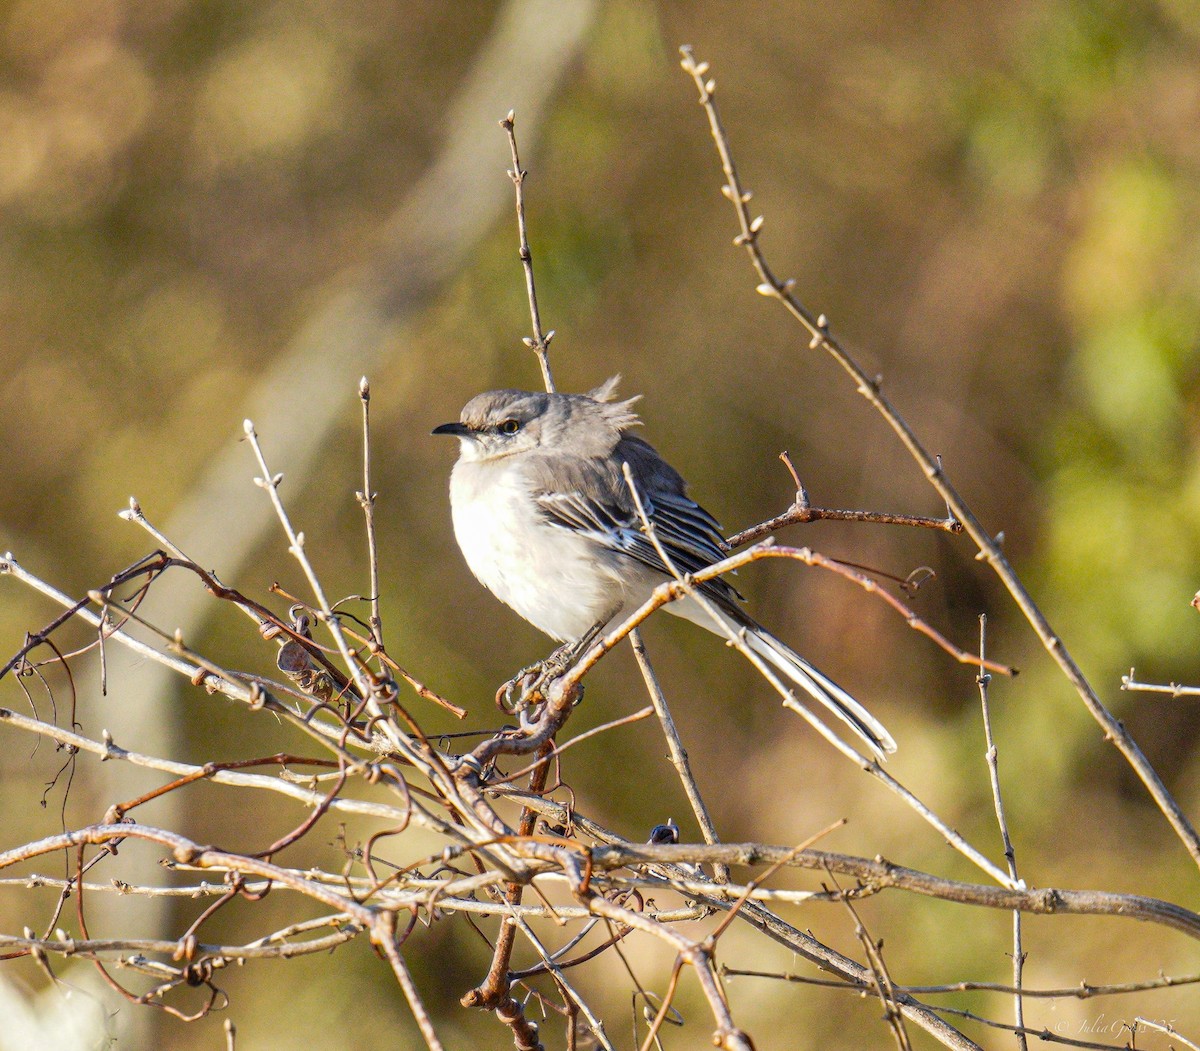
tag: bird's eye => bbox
[499,419,521,435]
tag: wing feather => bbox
[529,435,742,607]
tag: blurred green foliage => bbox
[2,1,1200,1048]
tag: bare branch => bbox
[678,43,1200,872]
[976,615,1027,1051]
[501,111,556,394]
[629,628,728,883]
[357,377,385,653]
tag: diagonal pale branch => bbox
[828,869,912,1051]
[678,44,1200,873]
[0,706,407,823]
[732,896,982,1050]
[374,916,446,1051]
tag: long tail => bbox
[741,622,896,762]
[663,597,897,760]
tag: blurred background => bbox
[2,0,1200,1047]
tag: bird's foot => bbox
[495,644,582,714]
[495,623,605,714]
[496,664,541,713]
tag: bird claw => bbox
[496,665,542,713]
[495,646,580,714]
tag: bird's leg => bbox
[496,621,606,713]
[543,620,606,678]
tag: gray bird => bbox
[433,377,896,760]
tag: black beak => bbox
[432,421,471,437]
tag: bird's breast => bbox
[447,459,628,641]
[448,461,532,590]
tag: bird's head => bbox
[432,389,553,462]
[433,378,640,463]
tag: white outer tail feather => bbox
[662,596,896,761]
[742,626,897,762]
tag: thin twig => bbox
[728,451,961,546]
[460,741,555,1051]
[581,891,752,1051]
[977,615,1027,1051]
[375,914,446,1051]
[718,966,1200,999]
[243,422,495,845]
[501,111,555,393]
[783,546,1015,676]
[708,824,845,944]
[828,869,912,1051]
[0,704,411,823]
[1121,670,1200,698]
[728,502,962,547]
[1134,1017,1200,1051]
[922,1003,1136,1051]
[485,708,653,785]
[506,908,616,1051]
[357,377,384,652]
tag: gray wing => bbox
[530,435,743,608]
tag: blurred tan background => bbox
[2,0,1200,1047]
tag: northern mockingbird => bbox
[433,377,896,760]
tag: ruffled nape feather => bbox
[586,375,642,430]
